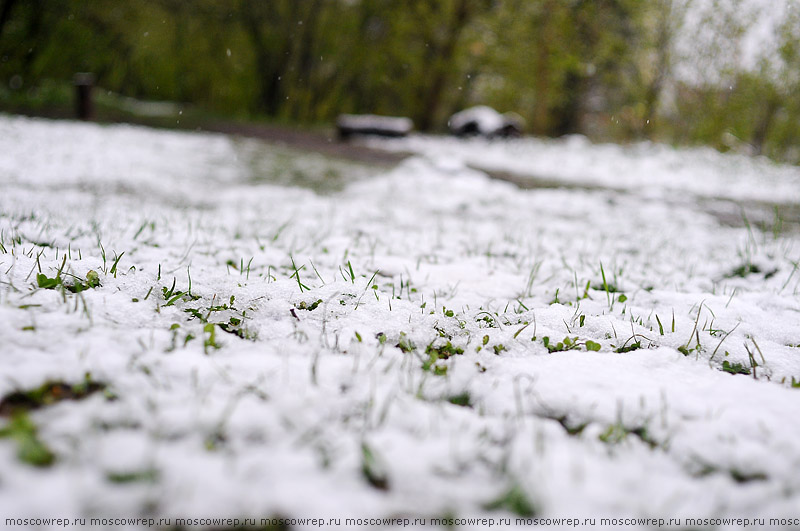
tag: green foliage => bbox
[542,336,601,352]
[447,392,472,407]
[218,317,256,341]
[396,332,416,353]
[585,340,602,352]
[677,343,700,356]
[203,323,220,352]
[0,374,105,415]
[35,256,100,293]
[296,299,322,311]
[615,341,642,354]
[36,272,60,290]
[3,1,799,160]
[289,256,309,293]
[420,340,463,375]
[425,341,464,359]
[0,412,56,467]
[85,269,101,287]
[543,336,580,353]
[162,278,199,306]
[106,468,159,484]
[656,315,664,336]
[726,263,761,278]
[361,443,389,491]
[721,360,751,375]
[599,422,658,449]
[485,485,537,518]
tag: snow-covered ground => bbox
[370,134,800,206]
[1,115,800,530]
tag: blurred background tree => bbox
[1,0,799,163]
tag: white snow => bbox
[448,106,507,136]
[1,114,799,529]
[336,114,413,136]
[370,133,800,207]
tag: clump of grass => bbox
[721,360,751,375]
[725,263,761,278]
[476,334,492,352]
[218,317,257,341]
[655,315,665,335]
[543,336,579,353]
[106,468,159,484]
[677,343,699,356]
[36,256,101,293]
[545,414,588,436]
[485,485,537,517]
[599,422,658,449]
[162,277,200,306]
[0,374,106,416]
[542,336,601,353]
[476,312,498,328]
[203,323,221,353]
[615,340,642,353]
[0,412,55,467]
[690,461,768,483]
[598,423,628,445]
[730,470,768,483]
[678,302,704,356]
[447,391,472,407]
[204,430,227,451]
[361,443,389,491]
[422,360,448,376]
[179,295,254,342]
[396,332,416,353]
[296,299,323,311]
[420,340,463,376]
[425,341,464,359]
[289,256,310,292]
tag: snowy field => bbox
[1,115,800,530]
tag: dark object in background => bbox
[73,73,95,121]
[448,106,524,138]
[337,114,413,140]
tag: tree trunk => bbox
[242,0,297,116]
[0,0,20,41]
[417,0,472,131]
[751,96,779,156]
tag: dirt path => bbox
[202,122,410,166]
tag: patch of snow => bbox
[370,133,800,206]
[448,106,522,137]
[336,114,413,137]
[1,115,799,527]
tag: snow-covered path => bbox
[1,116,799,530]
